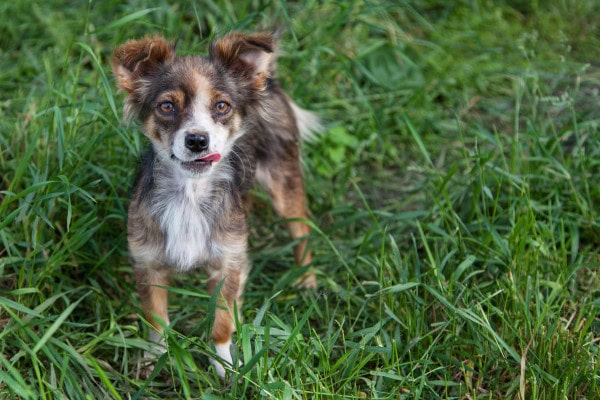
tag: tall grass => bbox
[1,0,598,398]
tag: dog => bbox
[111,32,319,378]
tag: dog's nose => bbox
[184,133,209,153]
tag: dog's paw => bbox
[295,272,317,290]
[137,333,167,380]
[210,340,241,378]
[210,357,228,378]
[210,356,243,379]
[136,360,156,380]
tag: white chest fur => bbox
[153,176,222,271]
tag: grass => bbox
[1,0,599,398]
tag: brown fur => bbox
[209,32,275,91]
[112,37,174,89]
[134,268,170,331]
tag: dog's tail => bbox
[290,100,323,142]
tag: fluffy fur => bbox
[112,32,318,378]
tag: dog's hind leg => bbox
[257,161,316,289]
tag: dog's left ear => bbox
[209,32,274,91]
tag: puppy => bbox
[111,32,319,378]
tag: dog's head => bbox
[112,32,274,177]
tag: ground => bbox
[0,1,598,399]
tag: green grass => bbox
[1,0,599,398]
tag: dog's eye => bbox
[214,101,231,115]
[158,101,175,115]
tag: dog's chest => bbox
[155,179,222,270]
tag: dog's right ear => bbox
[112,36,175,93]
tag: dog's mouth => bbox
[172,153,222,174]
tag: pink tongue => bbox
[198,153,221,163]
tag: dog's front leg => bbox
[207,256,247,378]
[134,267,171,378]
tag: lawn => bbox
[1,0,599,399]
